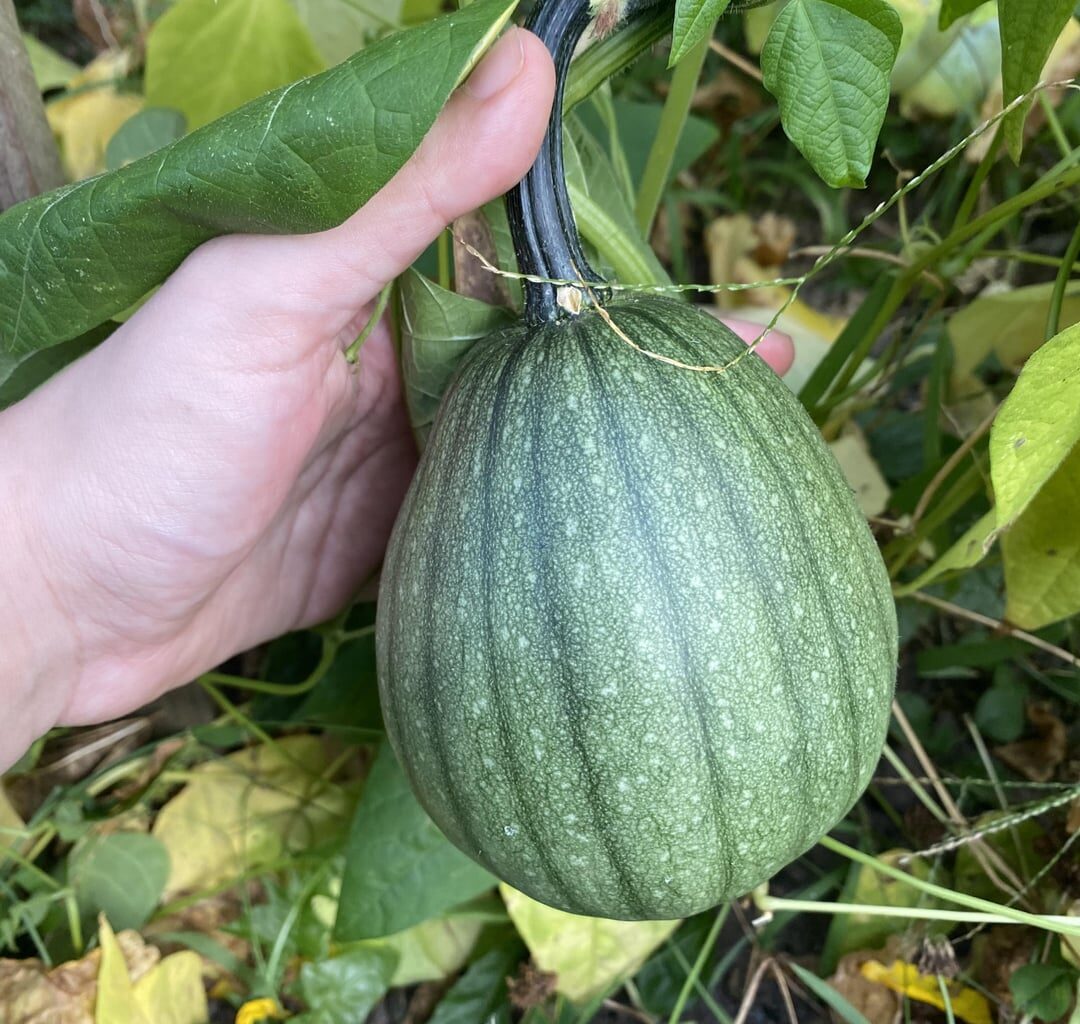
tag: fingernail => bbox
[464,28,525,100]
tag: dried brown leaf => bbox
[993,702,1067,782]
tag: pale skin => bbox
[0,29,794,772]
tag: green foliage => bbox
[105,108,187,170]
[999,0,1077,160]
[939,0,990,30]
[1003,443,1080,629]
[973,669,1029,743]
[990,319,1080,526]
[670,0,732,65]
[69,833,170,931]
[398,269,514,450]
[145,0,324,129]
[6,0,1080,1019]
[296,946,398,1024]
[335,744,495,942]
[1009,964,1079,1022]
[426,942,523,1024]
[761,0,902,187]
[0,0,517,397]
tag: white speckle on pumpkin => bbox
[504,825,518,838]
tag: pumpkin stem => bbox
[507,0,608,325]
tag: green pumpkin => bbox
[376,0,897,920]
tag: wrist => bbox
[0,400,84,771]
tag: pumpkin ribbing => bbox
[376,0,897,920]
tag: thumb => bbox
[164,28,555,342]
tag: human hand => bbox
[0,28,793,770]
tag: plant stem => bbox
[668,905,729,1024]
[1046,218,1080,341]
[564,5,671,113]
[635,24,714,237]
[345,283,392,363]
[951,124,1001,234]
[817,836,1080,937]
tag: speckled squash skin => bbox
[376,294,897,920]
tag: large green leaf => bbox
[145,0,325,129]
[761,0,902,188]
[0,0,517,398]
[990,322,1080,530]
[999,0,1076,161]
[334,744,495,942]
[670,0,733,66]
[398,270,514,448]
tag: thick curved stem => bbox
[507,0,607,324]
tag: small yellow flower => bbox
[236,997,287,1024]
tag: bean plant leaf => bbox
[500,884,679,1005]
[938,0,990,31]
[428,942,524,1024]
[0,0,519,397]
[670,0,733,67]
[1002,442,1080,629]
[761,0,902,188]
[105,108,188,171]
[999,0,1077,162]
[1009,964,1078,1022]
[399,270,514,449]
[145,0,325,130]
[335,743,496,942]
[69,832,170,930]
[990,322,1080,531]
[298,946,398,1024]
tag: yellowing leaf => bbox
[379,914,485,986]
[46,51,144,180]
[96,918,147,1024]
[949,282,1080,383]
[860,959,992,1024]
[893,3,1000,120]
[151,736,352,900]
[990,321,1080,531]
[95,918,207,1024]
[500,884,679,1005]
[145,0,324,130]
[1002,442,1080,628]
[829,426,890,517]
[131,952,206,1024]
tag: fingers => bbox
[169,28,555,342]
[721,316,795,377]
[316,27,554,311]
